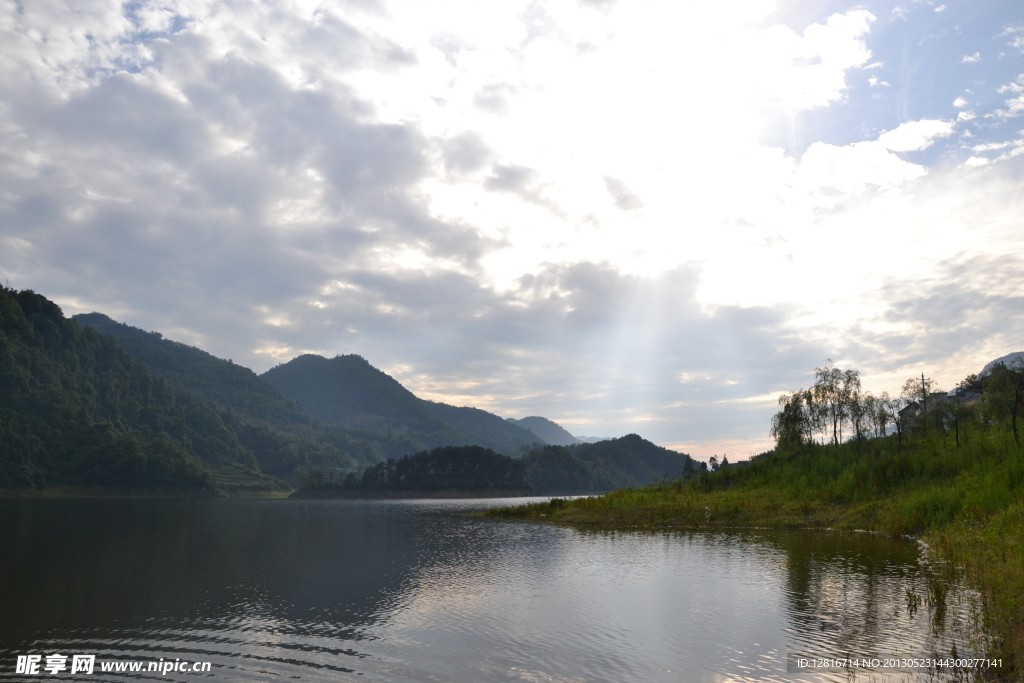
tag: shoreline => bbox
[0,486,228,499]
[289,488,534,499]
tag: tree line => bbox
[771,358,1024,450]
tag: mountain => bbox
[982,352,1024,376]
[0,287,256,492]
[508,416,582,446]
[423,402,544,455]
[73,314,386,479]
[295,445,532,498]
[522,434,694,494]
[571,434,692,484]
[74,313,311,426]
[260,354,541,455]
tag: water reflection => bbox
[0,499,986,682]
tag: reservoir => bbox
[0,498,987,682]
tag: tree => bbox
[984,361,1024,446]
[847,389,869,441]
[812,361,860,445]
[770,390,812,450]
[878,391,909,446]
[863,393,885,438]
[708,455,719,471]
[949,374,979,447]
[901,374,936,435]
[683,458,695,478]
[720,455,729,468]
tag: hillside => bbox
[0,287,254,492]
[295,445,532,497]
[424,402,542,454]
[522,434,695,494]
[73,313,311,426]
[508,416,580,446]
[261,354,541,455]
[569,433,693,484]
[73,315,384,480]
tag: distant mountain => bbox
[522,434,693,494]
[260,354,540,455]
[295,445,532,498]
[570,434,692,485]
[982,352,1024,376]
[423,402,543,455]
[507,416,584,446]
[572,435,611,444]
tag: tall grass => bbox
[489,426,1024,677]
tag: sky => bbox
[2,0,1023,459]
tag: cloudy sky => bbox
[2,0,1023,458]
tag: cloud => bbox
[441,131,493,175]
[758,10,875,109]
[787,121,956,199]
[878,119,955,151]
[3,0,1023,457]
[603,176,644,213]
[953,96,968,108]
[473,83,518,116]
[961,52,981,63]
[992,75,1024,117]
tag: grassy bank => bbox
[488,428,1024,678]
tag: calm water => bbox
[0,498,988,682]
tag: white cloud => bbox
[992,75,1024,117]
[791,139,926,197]
[934,4,946,11]
[878,119,955,151]
[953,96,968,107]
[2,0,1024,453]
[868,76,889,87]
[957,110,975,121]
[961,52,981,63]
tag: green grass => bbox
[488,427,1024,679]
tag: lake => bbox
[0,498,989,682]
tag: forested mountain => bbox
[74,313,311,426]
[0,287,251,491]
[56,303,685,493]
[296,445,532,497]
[572,434,692,484]
[508,416,581,446]
[522,434,694,494]
[73,314,386,480]
[423,402,541,454]
[261,354,541,455]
